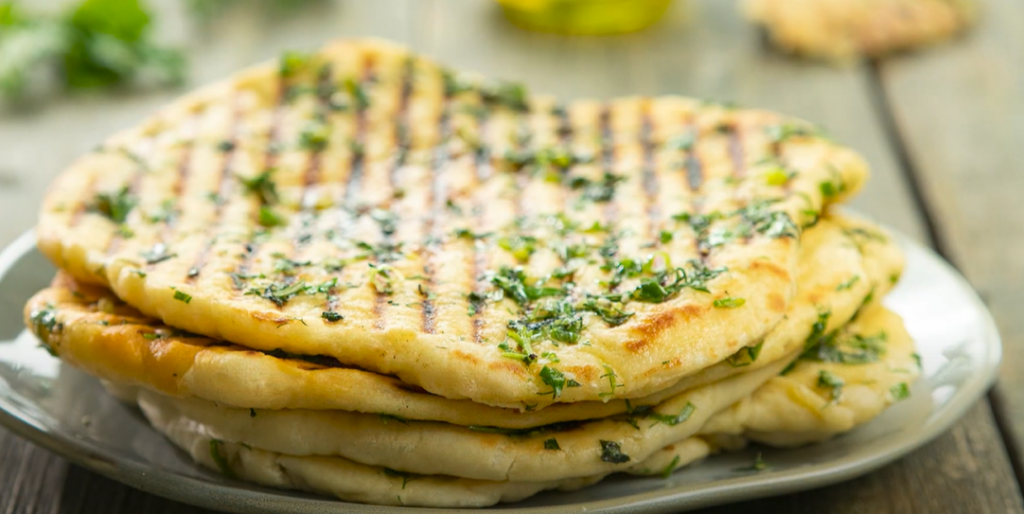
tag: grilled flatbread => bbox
[745,0,976,61]
[132,356,792,482]
[37,39,869,407]
[26,215,901,427]
[702,303,920,446]
[131,304,915,506]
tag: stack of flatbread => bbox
[23,39,919,507]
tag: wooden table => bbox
[2,0,1023,512]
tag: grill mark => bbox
[685,126,703,193]
[640,100,659,240]
[229,73,291,292]
[467,109,491,342]
[186,94,243,284]
[599,105,622,292]
[105,144,156,256]
[418,80,454,335]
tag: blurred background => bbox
[3,1,1024,512]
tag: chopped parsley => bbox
[817,370,844,404]
[713,297,745,308]
[258,206,285,227]
[383,468,419,489]
[836,276,861,291]
[209,439,235,478]
[278,50,311,78]
[890,382,910,401]
[661,455,682,478]
[247,280,309,306]
[238,169,279,205]
[298,119,331,151]
[726,341,764,367]
[599,440,630,464]
[543,438,561,450]
[647,402,695,427]
[734,452,769,472]
[570,172,625,202]
[321,311,343,322]
[538,365,580,399]
[91,187,135,223]
[172,290,192,304]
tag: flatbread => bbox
[133,355,792,482]
[26,215,901,428]
[37,38,869,407]
[702,303,920,446]
[131,304,916,506]
[745,0,977,60]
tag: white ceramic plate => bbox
[0,228,1000,513]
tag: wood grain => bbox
[876,0,1024,488]
[0,0,1021,513]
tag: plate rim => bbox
[0,227,1003,514]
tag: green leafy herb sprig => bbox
[0,0,183,101]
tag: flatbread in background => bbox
[25,215,902,428]
[37,38,870,408]
[745,0,977,61]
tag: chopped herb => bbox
[383,468,419,489]
[726,341,764,367]
[278,50,310,77]
[538,365,579,399]
[912,352,922,369]
[647,402,695,426]
[239,169,279,207]
[890,382,910,401]
[836,276,861,291]
[543,438,561,451]
[369,264,396,295]
[479,79,528,111]
[248,280,309,306]
[172,290,192,304]
[497,234,539,262]
[91,187,135,223]
[764,166,793,186]
[766,123,822,143]
[321,311,343,322]
[209,439,235,478]
[598,365,622,398]
[298,119,331,151]
[713,297,745,308]
[344,77,369,109]
[216,140,235,152]
[379,413,409,424]
[29,303,61,340]
[817,370,844,404]
[734,452,769,472]
[661,455,682,479]
[117,225,134,238]
[273,257,311,275]
[258,206,285,227]
[599,440,631,464]
[571,172,625,202]
[249,408,256,418]
[580,297,633,326]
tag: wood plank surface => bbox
[0,0,1020,513]
[876,0,1024,481]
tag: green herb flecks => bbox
[238,169,279,205]
[278,50,310,78]
[543,438,561,451]
[765,122,824,143]
[661,455,682,479]
[321,311,343,322]
[369,264,397,295]
[836,276,861,291]
[726,341,764,367]
[344,77,369,110]
[734,452,769,472]
[248,280,309,307]
[538,365,580,399]
[91,187,135,223]
[172,290,192,304]
[383,468,419,490]
[209,439,235,478]
[480,79,528,111]
[817,370,844,404]
[647,402,695,427]
[258,206,285,227]
[570,172,625,202]
[598,365,622,398]
[713,297,745,308]
[890,382,910,401]
[298,119,330,151]
[599,440,631,464]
